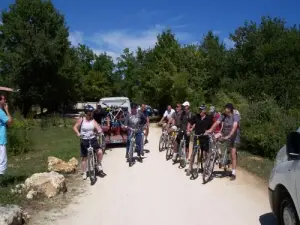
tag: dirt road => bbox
[32,126,275,225]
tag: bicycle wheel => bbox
[88,152,96,184]
[179,140,187,168]
[159,133,165,152]
[165,137,173,160]
[191,147,200,179]
[128,139,135,167]
[202,150,217,184]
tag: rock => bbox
[0,205,29,225]
[24,171,67,198]
[26,190,37,199]
[47,156,78,173]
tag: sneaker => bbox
[186,169,191,176]
[145,139,149,144]
[82,173,87,180]
[230,174,236,181]
[125,153,129,158]
[97,164,103,172]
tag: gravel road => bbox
[41,125,275,225]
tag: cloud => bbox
[72,24,192,61]
[212,30,222,35]
[223,38,235,49]
[68,31,83,46]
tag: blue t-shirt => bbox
[0,109,9,145]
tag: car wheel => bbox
[280,196,299,225]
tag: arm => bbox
[226,114,240,138]
[73,118,83,136]
[159,111,168,123]
[0,109,10,127]
[93,120,103,133]
[3,105,12,126]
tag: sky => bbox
[1,0,300,60]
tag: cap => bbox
[209,106,216,113]
[182,101,190,107]
[224,103,234,110]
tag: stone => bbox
[47,156,78,173]
[24,171,67,198]
[0,205,29,225]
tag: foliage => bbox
[0,0,299,158]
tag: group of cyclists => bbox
[72,100,240,182]
[72,103,150,180]
[158,101,240,181]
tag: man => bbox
[123,104,147,159]
[158,105,175,131]
[93,104,110,128]
[205,103,240,181]
[186,105,213,176]
[0,95,13,180]
[171,101,193,162]
[141,104,150,144]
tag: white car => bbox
[268,127,300,225]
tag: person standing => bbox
[141,104,150,144]
[0,94,13,179]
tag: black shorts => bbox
[176,131,190,148]
[193,136,209,152]
[80,137,101,157]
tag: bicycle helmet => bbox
[199,104,207,111]
[84,104,95,113]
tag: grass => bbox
[238,150,274,182]
[0,125,79,205]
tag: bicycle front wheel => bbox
[88,152,96,184]
[190,147,201,179]
[159,133,165,152]
[128,140,135,167]
[202,150,217,184]
[179,140,187,168]
[165,137,173,161]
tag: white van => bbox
[268,127,300,225]
[99,97,131,114]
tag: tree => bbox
[0,0,70,115]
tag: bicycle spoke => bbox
[202,150,217,184]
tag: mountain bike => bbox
[175,130,188,168]
[165,129,178,161]
[80,134,101,185]
[127,127,142,167]
[202,135,231,184]
[190,134,208,179]
[159,129,169,152]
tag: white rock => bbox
[0,205,28,225]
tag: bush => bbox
[7,110,32,155]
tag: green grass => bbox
[0,126,78,205]
[238,150,274,181]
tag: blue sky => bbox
[1,0,300,60]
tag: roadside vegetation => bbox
[0,0,299,188]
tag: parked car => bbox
[99,97,131,145]
[268,126,300,225]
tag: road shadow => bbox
[213,170,231,179]
[259,213,277,225]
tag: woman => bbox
[73,104,104,180]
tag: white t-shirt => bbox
[163,109,175,119]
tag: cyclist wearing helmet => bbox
[186,105,213,176]
[73,104,104,180]
[205,103,240,181]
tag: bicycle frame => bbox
[127,127,140,167]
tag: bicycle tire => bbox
[159,133,165,152]
[221,147,230,172]
[128,139,135,167]
[191,147,200,179]
[165,137,173,161]
[202,150,217,184]
[88,152,96,184]
[179,140,187,168]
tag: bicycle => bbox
[202,135,231,184]
[189,134,208,179]
[97,132,106,154]
[175,130,188,168]
[165,129,178,161]
[127,127,143,167]
[159,129,169,152]
[80,134,102,185]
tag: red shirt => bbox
[213,113,222,133]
